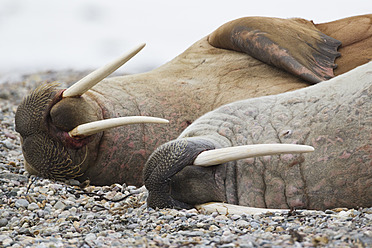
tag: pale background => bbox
[0,0,370,82]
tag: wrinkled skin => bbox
[15,15,372,186]
[144,62,372,210]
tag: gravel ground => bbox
[0,71,371,247]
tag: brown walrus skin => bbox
[15,15,372,186]
[144,61,372,211]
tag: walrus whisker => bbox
[62,43,146,98]
[68,116,169,139]
[193,144,314,166]
[26,175,39,194]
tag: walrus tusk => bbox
[193,144,314,166]
[62,43,146,98]
[69,116,169,139]
[196,202,290,215]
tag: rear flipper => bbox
[208,16,341,84]
[315,14,372,75]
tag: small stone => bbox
[235,219,249,228]
[38,187,49,194]
[209,225,219,231]
[215,215,228,221]
[312,236,329,245]
[2,139,14,149]
[15,199,29,208]
[67,179,81,186]
[250,221,260,229]
[0,218,8,227]
[332,208,348,212]
[325,209,335,214]
[85,233,96,242]
[221,230,234,243]
[28,202,40,211]
[231,214,241,220]
[196,222,205,228]
[54,200,66,210]
[127,224,139,229]
[163,224,172,230]
[2,237,13,247]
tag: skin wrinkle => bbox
[221,70,370,207]
[332,19,372,46]
[258,157,268,208]
[211,63,243,111]
[210,76,222,112]
[298,160,309,208]
[265,96,312,208]
[115,85,150,161]
[245,103,266,207]
[273,94,312,209]
[214,111,237,204]
[278,173,290,208]
[264,97,286,208]
[75,90,107,179]
[251,96,308,208]
[81,85,148,184]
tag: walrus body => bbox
[144,62,372,211]
[15,15,372,186]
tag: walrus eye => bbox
[62,43,146,98]
[193,143,314,166]
[68,116,169,139]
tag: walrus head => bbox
[15,44,168,181]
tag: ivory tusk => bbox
[69,116,169,139]
[196,202,289,215]
[194,144,314,166]
[62,43,146,98]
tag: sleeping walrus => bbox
[15,15,372,186]
[144,61,372,211]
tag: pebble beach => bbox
[0,71,371,247]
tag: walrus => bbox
[15,15,372,186]
[144,61,372,211]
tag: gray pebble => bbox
[2,139,14,149]
[0,218,8,227]
[53,200,66,210]
[15,199,29,208]
[231,214,241,220]
[27,202,39,211]
[85,233,96,241]
[235,219,250,227]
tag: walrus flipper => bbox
[209,17,341,84]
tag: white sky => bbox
[0,0,371,78]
